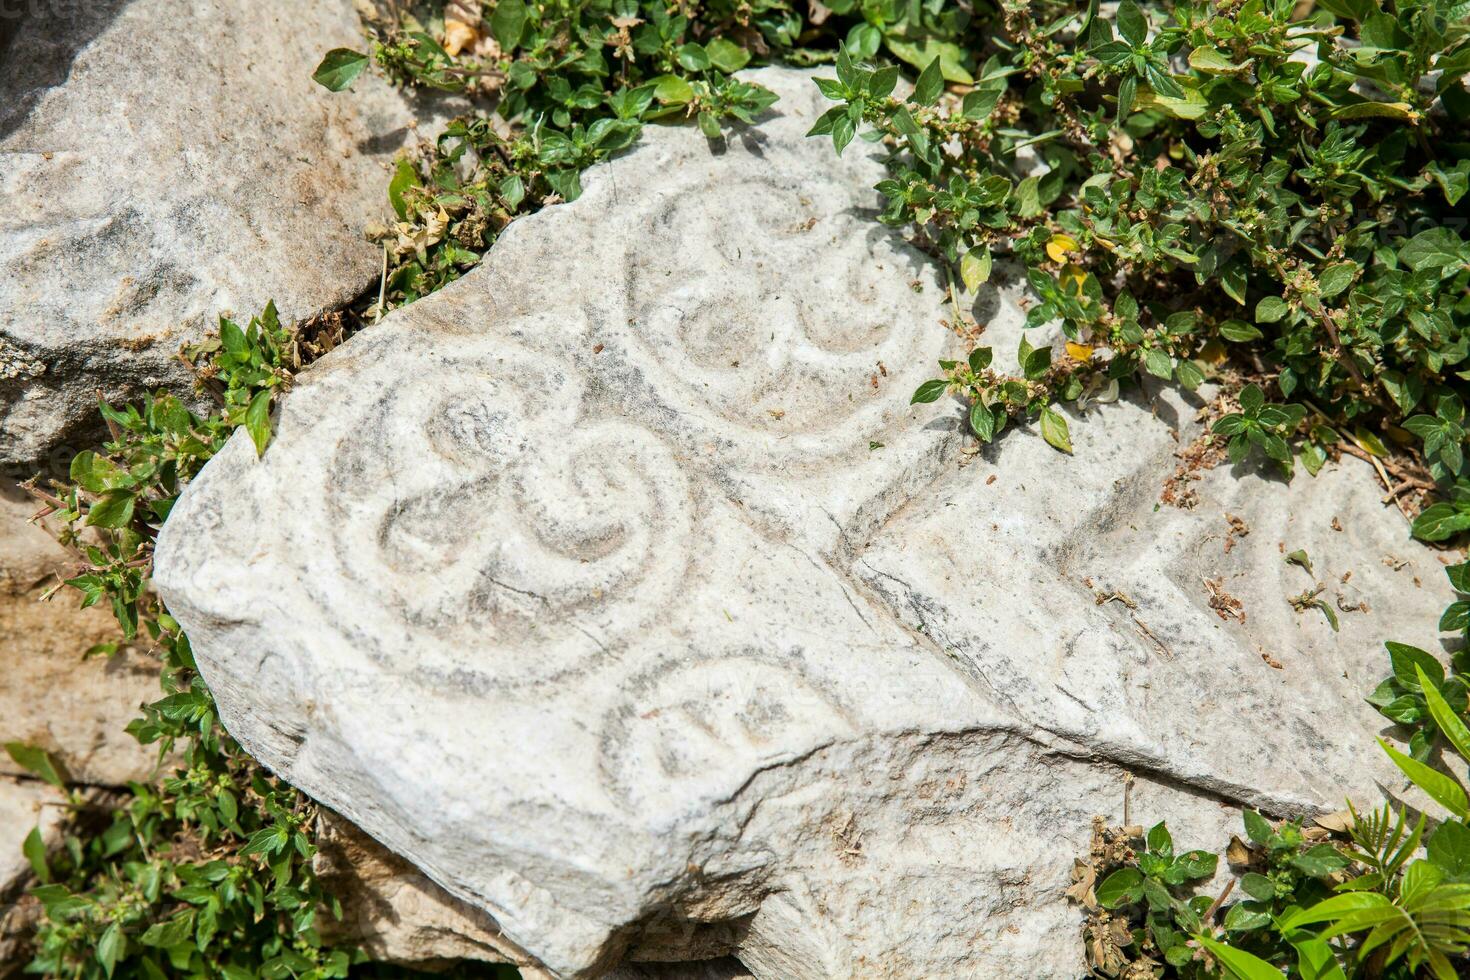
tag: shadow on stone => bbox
[0,0,133,141]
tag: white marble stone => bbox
[155,66,1452,977]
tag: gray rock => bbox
[154,67,1450,977]
[0,0,432,463]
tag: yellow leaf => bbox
[1066,342,1094,362]
[1046,233,1078,264]
[1353,426,1389,458]
[444,18,480,56]
[1199,339,1227,364]
[1333,101,1419,123]
[1060,263,1088,294]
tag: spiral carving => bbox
[622,175,944,455]
[315,335,696,692]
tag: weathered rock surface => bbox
[313,807,545,971]
[0,0,436,463]
[0,480,159,787]
[155,67,1454,977]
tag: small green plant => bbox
[314,0,789,312]
[1084,642,1470,980]
[810,0,1470,539]
[1212,383,1308,477]
[12,307,495,979]
[1368,560,1470,759]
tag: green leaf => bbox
[652,74,695,105]
[1318,263,1356,298]
[1387,641,1443,690]
[97,921,125,978]
[1239,383,1265,416]
[1147,820,1174,858]
[1117,0,1147,46]
[914,57,945,106]
[1413,502,1470,542]
[1441,600,1470,632]
[705,38,751,74]
[1331,100,1417,121]
[86,491,136,529]
[830,112,856,155]
[1379,738,1469,818]
[1276,891,1395,932]
[388,158,419,221]
[1136,81,1208,119]
[1400,227,1468,273]
[500,173,526,209]
[1143,348,1173,379]
[1428,820,1470,879]
[1292,936,1349,980]
[885,38,974,83]
[960,247,992,291]
[1171,849,1217,881]
[1188,47,1246,74]
[1256,296,1290,323]
[1291,843,1349,878]
[140,911,194,948]
[1219,319,1263,342]
[867,65,900,100]
[970,402,998,443]
[911,379,948,405]
[1241,872,1275,901]
[1096,867,1144,907]
[1426,160,1470,206]
[676,42,711,72]
[219,316,248,361]
[1040,407,1072,454]
[1116,73,1137,119]
[5,742,64,788]
[491,0,528,51]
[1193,934,1287,980]
[244,389,272,457]
[1243,809,1273,845]
[1418,666,1470,765]
[1224,900,1273,931]
[22,826,49,883]
[312,48,370,92]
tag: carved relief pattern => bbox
[314,338,698,692]
[621,175,948,465]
